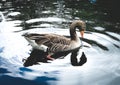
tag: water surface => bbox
[0,0,120,85]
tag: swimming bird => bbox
[22,20,86,61]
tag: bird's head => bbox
[71,20,86,38]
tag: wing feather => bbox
[23,33,72,53]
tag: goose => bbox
[22,20,86,61]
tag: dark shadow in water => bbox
[23,46,87,67]
[91,30,120,48]
[35,76,58,85]
[104,33,120,48]
[0,68,11,74]
[82,38,109,51]
[23,49,48,67]
[94,30,120,41]
[0,75,55,85]
[113,44,120,48]
[65,36,109,51]
[19,67,33,76]
[19,67,33,72]
[71,50,87,66]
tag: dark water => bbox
[0,0,120,85]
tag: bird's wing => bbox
[25,33,71,45]
[33,34,71,52]
[23,33,75,53]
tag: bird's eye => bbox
[76,26,82,30]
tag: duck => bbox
[22,20,86,61]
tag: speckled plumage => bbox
[22,20,85,54]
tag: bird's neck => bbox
[70,27,78,41]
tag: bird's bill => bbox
[80,30,84,38]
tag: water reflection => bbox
[1,0,119,33]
